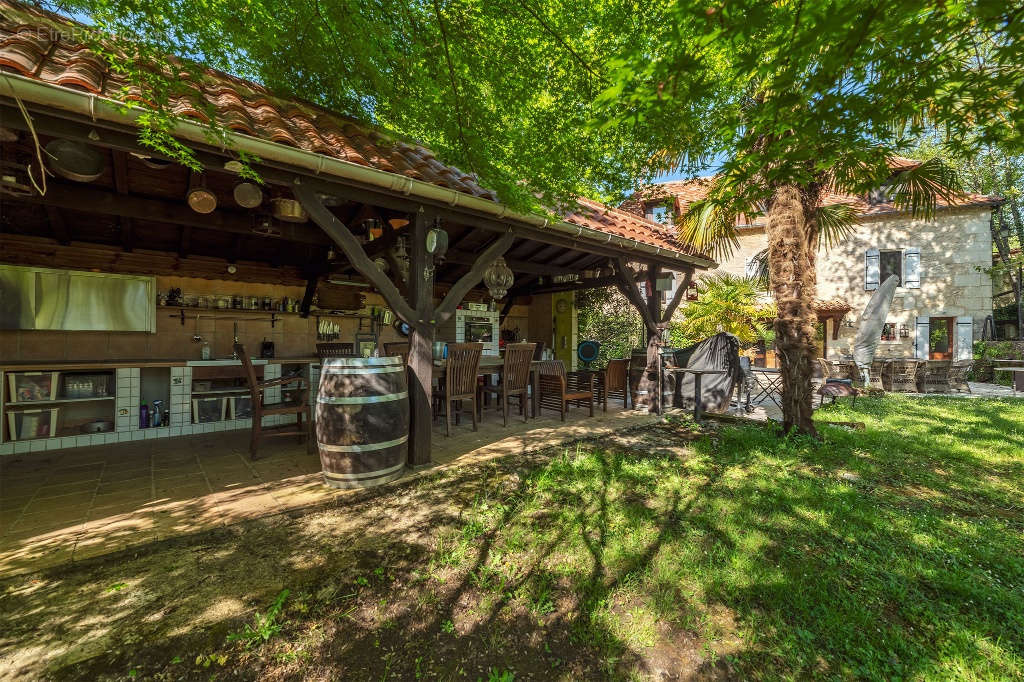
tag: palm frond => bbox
[887,157,963,220]
[816,203,861,250]
[749,247,771,291]
[678,199,741,262]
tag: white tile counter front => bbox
[0,359,313,456]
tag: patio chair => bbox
[316,342,355,359]
[598,358,630,411]
[234,343,311,459]
[920,360,951,393]
[888,358,923,393]
[435,342,483,436]
[477,342,535,426]
[867,360,886,390]
[537,360,594,421]
[834,360,858,382]
[383,342,410,362]
[948,360,973,393]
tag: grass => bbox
[6,395,1023,680]
[411,396,1024,679]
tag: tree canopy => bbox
[40,0,1022,215]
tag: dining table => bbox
[432,356,545,418]
[993,366,1024,395]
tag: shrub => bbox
[970,340,1024,384]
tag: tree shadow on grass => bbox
[2,402,1021,680]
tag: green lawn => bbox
[418,396,1024,679]
[6,396,1022,680]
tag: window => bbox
[881,322,898,342]
[645,204,671,225]
[879,250,902,286]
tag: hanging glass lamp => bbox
[483,256,514,299]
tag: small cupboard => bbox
[3,369,115,441]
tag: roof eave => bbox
[0,72,716,270]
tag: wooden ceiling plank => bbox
[45,206,70,245]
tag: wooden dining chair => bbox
[435,342,483,436]
[316,342,355,359]
[478,342,535,426]
[234,344,311,459]
[538,360,594,421]
[599,358,630,411]
[383,342,410,362]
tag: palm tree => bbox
[679,158,961,435]
[678,274,775,344]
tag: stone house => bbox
[622,168,1003,361]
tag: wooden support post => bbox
[299,277,318,318]
[407,208,435,468]
[614,258,661,413]
[645,264,663,414]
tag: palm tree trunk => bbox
[766,184,819,436]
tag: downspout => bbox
[0,73,715,270]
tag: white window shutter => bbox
[955,316,973,361]
[865,248,880,290]
[915,316,930,359]
[904,247,921,288]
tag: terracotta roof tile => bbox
[0,0,706,261]
[624,171,1003,228]
[814,298,853,314]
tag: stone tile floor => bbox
[0,403,654,577]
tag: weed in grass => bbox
[441,619,455,634]
[481,669,515,682]
[226,589,289,649]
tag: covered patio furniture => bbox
[316,342,355,359]
[920,360,952,393]
[435,342,483,436]
[537,360,594,421]
[477,342,535,426]
[735,356,755,411]
[234,343,311,459]
[598,358,630,411]
[671,333,742,413]
[888,358,923,392]
[948,360,973,393]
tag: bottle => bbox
[201,342,211,360]
[139,403,148,429]
[152,401,162,427]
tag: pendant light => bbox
[483,256,514,299]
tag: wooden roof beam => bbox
[12,181,329,245]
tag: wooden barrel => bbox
[316,356,409,489]
[629,349,650,410]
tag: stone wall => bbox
[705,207,994,359]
